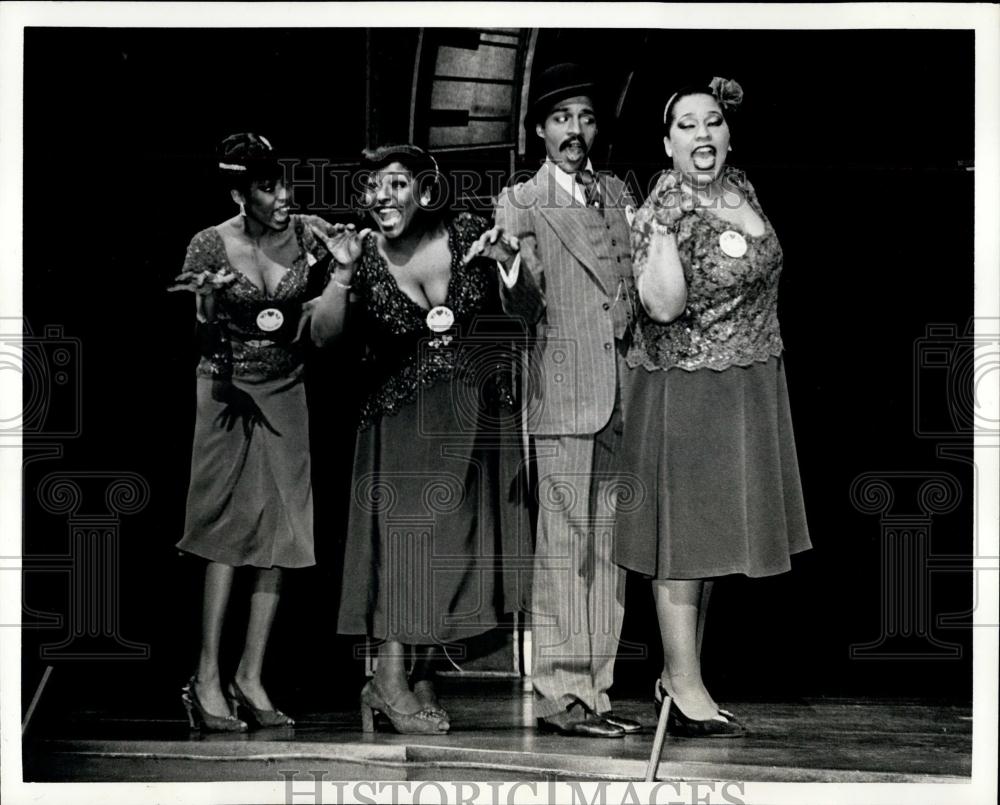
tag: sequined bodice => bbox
[184,216,327,380]
[626,171,785,372]
[353,212,517,430]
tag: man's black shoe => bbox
[536,714,625,738]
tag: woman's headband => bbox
[217,133,277,174]
[361,143,440,186]
[663,76,744,126]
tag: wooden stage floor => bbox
[23,678,972,784]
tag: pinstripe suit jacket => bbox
[495,161,635,436]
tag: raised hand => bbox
[167,268,238,296]
[493,230,544,325]
[168,268,238,322]
[650,170,696,230]
[310,222,371,268]
[514,233,540,272]
[463,226,520,265]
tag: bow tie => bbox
[575,168,603,214]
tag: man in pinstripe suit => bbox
[471,64,641,737]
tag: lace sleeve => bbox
[350,233,379,301]
[630,199,660,279]
[180,229,229,366]
[297,215,330,262]
[182,228,226,275]
[631,174,695,279]
[293,215,334,294]
[451,211,490,255]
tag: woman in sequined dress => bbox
[616,79,811,737]
[170,133,333,732]
[310,144,529,735]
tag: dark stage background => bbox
[20,27,975,726]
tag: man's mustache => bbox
[560,137,587,152]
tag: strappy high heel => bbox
[226,678,295,728]
[653,680,746,738]
[360,680,449,735]
[181,676,248,733]
[653,679,740,721]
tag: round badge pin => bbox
[719,230,748,258]
[256,308,284,332]
[426,305,455,334]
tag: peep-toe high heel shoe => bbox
[653,680,746,738]
[360,680,449,735]
[181,677,248,733]
[225,679,295,728]
[411,679,450,724]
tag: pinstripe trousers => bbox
[530,356,627,718]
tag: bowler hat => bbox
[526,63,599,130]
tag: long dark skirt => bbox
[176,369,314,569]
[615,356,810,579]
[337,380,531,645]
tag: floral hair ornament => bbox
[707,76,744,112]
[663,76,744,126]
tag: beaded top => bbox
[352,212,518,430]
[183,216,328,381]
[626,170,785,373]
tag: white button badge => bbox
[719,230,748,258]
[426,305,455,333]
[256,308,285,332]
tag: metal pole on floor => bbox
[22,665,54,735]
[644,697,670,781]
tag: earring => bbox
[238,201,246,217]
